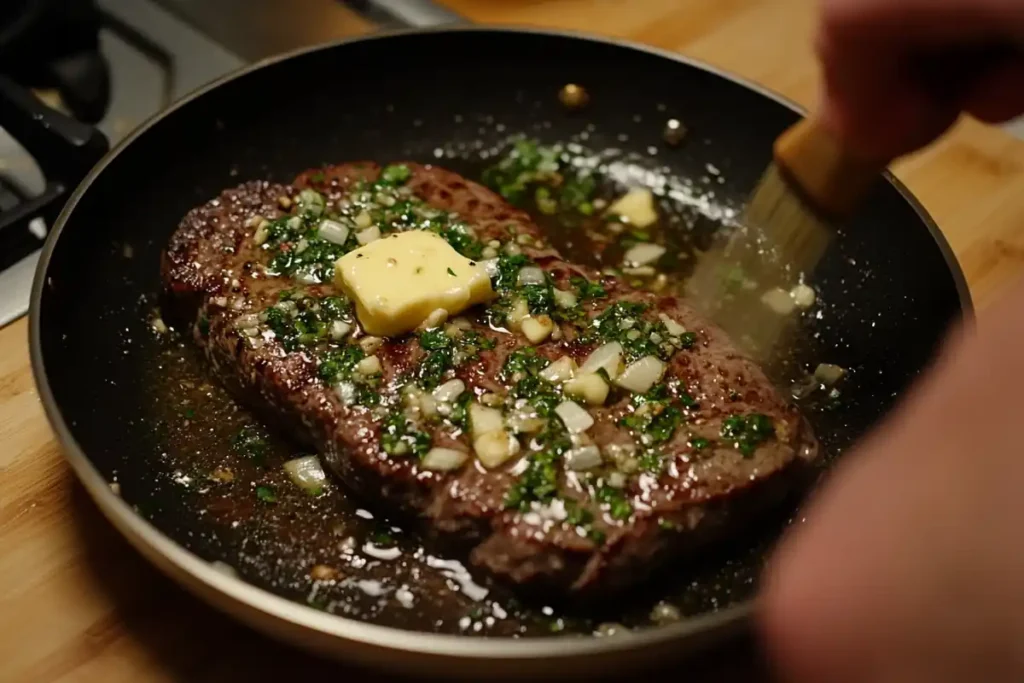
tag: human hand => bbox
[759,277,1024,682]
[816,0,1024,160]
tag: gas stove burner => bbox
[0,0,111,124]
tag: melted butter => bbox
[334,230,495,337]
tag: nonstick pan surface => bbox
[30,28,969,678]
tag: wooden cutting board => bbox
[2,1,1023,681]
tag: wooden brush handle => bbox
[772,118,883,219]
[775,42,1022,218]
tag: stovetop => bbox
[0,0,459,328]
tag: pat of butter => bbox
[607,188,658,228]
[334,230,495,337]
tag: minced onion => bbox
[473,430,520,468]
[555,400,594,434]
[317,219,349,245]
[580,341,624,379]
[623,243,666,267]
[518,266,547,286]
[563,373,610,406]
[329,320,351,340]
[433,378,465,403]
[480,258,500,278]
[553,288,578,309]
[356,355,381,375]
[469,402,504,436]
[615,356,666,394]
[658,313,686,337]
[565,445,602,471]
[761,287,795,315]
[814,363,846,386]
[521,315,554,344]
[422,447,469,472]
[539,356,577,383]
[284,455,326,494]
[356,225,381,245]
[790,283,817,309]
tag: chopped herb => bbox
[419,328,451,351]
[720,413,775,457]
[570,276,607,301]
[521,283,555,315]
[317,345,365,384]
[381,411,431,458]
[256,485,277,503]
[379,164,412,186]
[637,450,665,473]
[501,347,549,380]
[584,301,674,362]
[689,436,710,451]
[679,332,698,349]
[309,171,326,184]
[198,315,210,337]
[369,529,397,547]
[233,425,269,466]
[512,375,561,417]
[621,386,684,445]
[504,420,570,510]
[447,267,456,277]
[481,139,599,215]
[493,254,531,292]
[658,518,680,531]
[448,391,473,431]
[596,484,633,521]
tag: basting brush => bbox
[684,116,883,362]
[686,42,1022,363]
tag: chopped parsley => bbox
[501,347,549,381]
[233,425,269,466]
[415,329,494,390]
[369,528,397,547]
[317,345,365,384]
[493,254,531,292]
[584,301,676,362]
[570,276,607,301]
[504,420,570,511]
[256,485,277,503]
[381,411,431,458]
[264,294,352,352]
[379,163,412,186]
[512,375,561,417]
[481,139,598,215]
[720,413,775,457]
[521,283,555,315]
[595,484,633,521]
[689,436,710,451]
[447,267,456,277]
[620,385,685,445]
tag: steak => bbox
[162,161,819,596]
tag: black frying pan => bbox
[21,25,969,680]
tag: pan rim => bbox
[28,24,971,665]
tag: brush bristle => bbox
[683,163,834,362]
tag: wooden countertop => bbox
[3,1,1023,681]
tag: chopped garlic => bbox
[474,430,520,468]
[521,315,554,344]
[539,356,577,383]
[564,372,610,406]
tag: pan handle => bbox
[341,0,469,28]
[0,76,108,260]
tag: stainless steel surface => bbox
[153,0,376,61]
[0,0,246,328]
[350,0,465,27]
